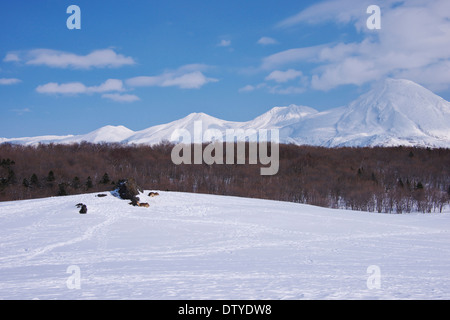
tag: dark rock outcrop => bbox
[116,178,142,205]
[116,179,141,200]
[76,203,88,214]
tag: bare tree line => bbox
[0,142,449,213]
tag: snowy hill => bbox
[0,191,449,299]
[66,125,136,144]
[2,79,450,148]
[0,126,135,146]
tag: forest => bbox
[0,142,449,213]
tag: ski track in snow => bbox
[0,191,449,300]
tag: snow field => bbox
[0,191,449,300]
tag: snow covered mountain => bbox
[2,79,450,148]
[329,79,450,147]
[247,105,318,129]
[69,125,136,144]
[0,126,135,146]
[123,112,243,145]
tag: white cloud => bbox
[241,70,307,95]
[261,45,325,70]
[238,83,268,93]
[36,82,87,95]
[394,60,450,92]
[265,69,303,83]
[217,39,231,47]
[36,79,142,102]
[3,53,20,62]
[36,79,125,95]
[102,93,140,103]
[163,71,217,89]
[257,37,278,45]
[126,65,218,89]
[10,108,31,115]
[90,79,125,93]
[0,78,22,85]
[276,0,383,29]
[268,85,306,95]
[5,49,135,69]
[176,64,212,73]
[269,0,450,91]
[239,81,306,95]
[238,85,256,93]
[310,57,382,90]
[126,76,160,87]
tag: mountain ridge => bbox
[2,78,450,148]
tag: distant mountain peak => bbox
[187,112,209,118]
[268,104,318,115]
[1,79,450,148]
[334,78,450,146]
[251,104,318,128]
[182,112,229,123]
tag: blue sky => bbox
[1,0,450,138]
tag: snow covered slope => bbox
[329,79,450,147]
[124,112,243,145]
[63,125,136,144]
[1,134,75,146]
[2,79,450,148]
[0,126,135,146]
[0,191,449,299]
[246,105,318,129]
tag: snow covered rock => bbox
[115,178,142,203]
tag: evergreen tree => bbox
[47,171,55,182]
[57,183,68,196]
[7,168,16,185]
[22,178,30,188]
[46,170,55,188]
[0,158,15,167]
[30,174,39,187]
[0,158,16,185]
[100,173,110,184]
[86,176,93,189]
[72,176,81,189]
